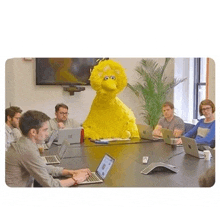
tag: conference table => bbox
[43,138,215,187]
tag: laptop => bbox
[42,130,58,150]
[161,128,180,145]
[181,136,204,159]
[80,154,115,185]
[137,124,163,140]
[55,127,83,145]
[41,139,70,164]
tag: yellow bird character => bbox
[83,59,140,140]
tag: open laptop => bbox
[161,128,180,145]
[80,154,115,185]
[41,139,70,164]
[42,130,58,150]
[55,127,83,145]
[137,124,163,140]
[181,136,204,159]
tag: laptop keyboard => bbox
[45,156,58,163]
[86,172,101,182]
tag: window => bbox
[193,58,207,119]
[174,58,208,124]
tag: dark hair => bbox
[5,106,22,123]
[19,110,50,136]
[162,102,174,110]
[199,99,215,116]
[55,103,68,112]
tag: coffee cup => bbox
[37,144,44,154]
[204,150,211,160]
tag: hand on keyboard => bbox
[72,169,91,184]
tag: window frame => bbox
[193,58,206,119]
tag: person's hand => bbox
[175,138,182,145]
[69,168,91,177]
[152,129,162,137]
[58,122,65,129]
[72,169,91,184]
[173,129,183,138]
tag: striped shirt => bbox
[5,124,22,151]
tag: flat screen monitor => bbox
[36,58,104,85]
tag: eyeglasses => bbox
[59,112,69,115]
[201,107,211,112]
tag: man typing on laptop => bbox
[47,103,80,138]
[6,110,91,187]
[152,102,185,140]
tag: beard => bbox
[10,121,18,129]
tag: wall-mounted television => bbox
[36,58,105,85]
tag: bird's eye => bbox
[104,76,109,80]
[110,76,116,80]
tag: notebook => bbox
[55,127,83,145]
[43,130,58,150]
[41,139,70,164]
[181,136,204,159]
[137,124,163,140]
[80,154,115,185]
[161,128,180,145]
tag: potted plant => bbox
[128,58,186,129]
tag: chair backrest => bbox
[184,123,195,134]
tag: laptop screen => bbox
[58,140,69,159]
[47,130,58,146]
[96,154,115,180]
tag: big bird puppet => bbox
[83,59,140,140]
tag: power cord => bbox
[163,150,185,163]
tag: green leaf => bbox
[128,58,186,129]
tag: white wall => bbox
[174,58,193,122]
[5,58,175,125]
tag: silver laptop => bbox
[137,124,163,140]
[80,154,115,185]
[181,136,204,159]
[55,127,82,145]
[41,139,70,164]
[43,130,58,150]
[161,128,180,145]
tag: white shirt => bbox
[5,124,22,151]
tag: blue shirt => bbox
[184,119,215,146]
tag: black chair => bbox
[184,122,195,134]
[184,122,215,148]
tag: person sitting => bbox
[5,110,91,187]
[5,106,22,151]
[48,103,80,137]
[176,99,215,147]
[152,102,185,138]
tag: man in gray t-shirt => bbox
[152,102,185,138]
